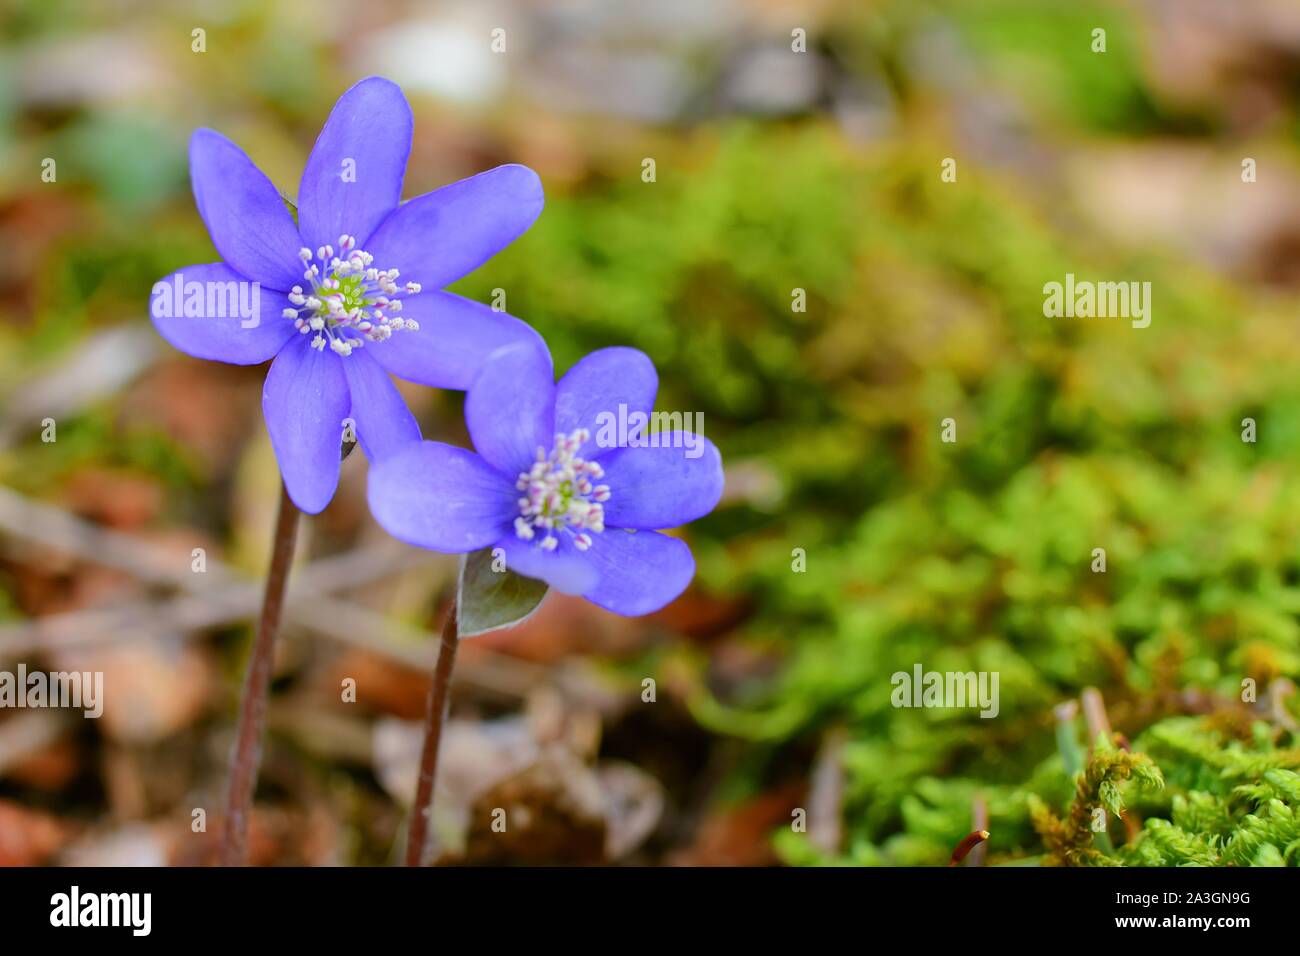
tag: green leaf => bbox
[456,547,548,638]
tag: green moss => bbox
[474,126,1300,867]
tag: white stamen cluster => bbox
[283,235,422,357]
[514,428,610,552]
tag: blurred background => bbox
[2,0,1300,866]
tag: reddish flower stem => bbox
[948,829,991,867]
[219,480,300,866]
[405,601,460,866]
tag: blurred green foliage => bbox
[453,120,1300,864]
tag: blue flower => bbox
[367,341,725,616]
[149,76,544,513]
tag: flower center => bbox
[514,428,610,552]
[282,236,422,357]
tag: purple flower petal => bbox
[149,263,294,364]
[339,349,421,462]
[600,435,725,530]
[553,347,658,460]
[581,529,696,615]
[297,77,412,253]
[364,164,543,290]
[464,341,555,477]
[262,337,350,514]
[368,441,516,552]
[189,129,304,291]
[365,291,544,391]
[494,535,599,595]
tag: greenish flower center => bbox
[283,236,423,357]
[515,429,611,552]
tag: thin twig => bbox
[404,600,460,867]
[219,481,300,866]
[0,482,548,698]
[0,482,234,587]
[0,326,160,450]
[1081,686,1112,746]
[1267,678,1298,733]
[0,546,432,656]
[807,726,846,855]
[968,795,989,866]
[1080,687,1129,847]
